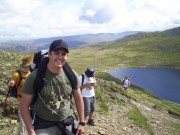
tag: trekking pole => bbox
[2,86,12,109]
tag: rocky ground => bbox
[0,78,180,135]
[0,98,179,135]
[84,99,180,135]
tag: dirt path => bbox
[85,100,180,135]
[0,99,179,135]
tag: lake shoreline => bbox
[107,67,180,104]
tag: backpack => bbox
[81,74,84,86]
[7,70,24,98]
[30,49,48,72]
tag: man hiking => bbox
[20,39,85,135]
[6,55,32,135]
[121,76,130,91]
[79,67,97,126]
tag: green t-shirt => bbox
[22,68,80,121]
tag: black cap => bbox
[85,67,95,77]
[49,39,69,52]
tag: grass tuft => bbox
[127,106,154,135]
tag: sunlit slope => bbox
[68,27,180,73]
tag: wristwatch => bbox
[79,122,86,126]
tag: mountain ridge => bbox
[0,31,139,51]
[0,26,179,51]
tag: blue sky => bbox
[0,0,180,41]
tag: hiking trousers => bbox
[83,96,96,118]
[35,125,72,135]
[35,126,61,135]
[33,115,74,135]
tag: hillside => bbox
[68,27,180,73]
[0,27,180,134]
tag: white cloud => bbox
[80,0,122,24]
[0,0,180,41]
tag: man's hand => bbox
[84,82,92,88]
[8,80,15,87]
[76,125,84,135]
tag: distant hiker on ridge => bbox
[121,76,130,91]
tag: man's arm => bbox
[73,88,84,122]
[6,73,17,94]
[128,80,131,86]
[80,82,91,90]
[73,88,85,135]
[20,93,36,135]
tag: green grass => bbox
[95,85,109,114]
[129,85,180,116]
[127,106,154,135]
[169,121,180,130]
[69,31,180,72]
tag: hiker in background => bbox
[20,39,85,135]
[6,55,32,135]
[121,76,130,90]
[79,67,97,126]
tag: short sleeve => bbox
[11,72,19,86]
[79,75,82,86]
[22,70,37,95]
[71,70,80,90]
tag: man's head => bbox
[85,67,95,77]
[49,39,69,53]
[48,39,69,70]
[20,55,33,68]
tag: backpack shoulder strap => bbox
[63,62,77,90]
[63,62,78,117]
[33,57,49,103]
[32,58,77,104]
[16,70,23,88]
[81,74,84,86]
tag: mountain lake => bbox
[107,67,180,104]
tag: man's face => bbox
[48,48,68,68]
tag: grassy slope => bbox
[0,27,180,115]
[67,28,180,115]
[68,31,180,74]
[0,50,34,89]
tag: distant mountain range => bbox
[0,26,179,51]
[0,31,139,51]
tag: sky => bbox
[0,0,180,41]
